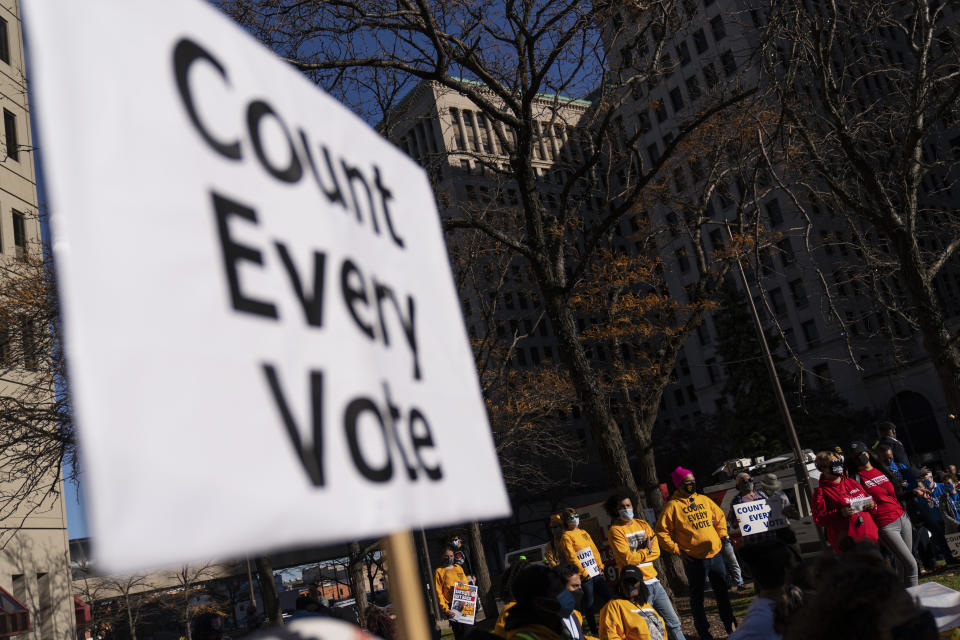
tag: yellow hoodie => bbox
[598,598,666,640]
[607,519,659,582]
[434,564,467,614]
[561,528,605,579]
[655,491,727,560]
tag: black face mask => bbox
[571,588,583,609]
[683,481,696,494]
[858,452,869,467]
[829,461,844,476]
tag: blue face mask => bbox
[556,590,576,617]
[444,556,455,566]
[619,508,634,520]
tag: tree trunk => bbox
[349,542,370,628]
[544,294,638,493]
[125,593,138,640]
[255,556,283,626]
[467,521,498,622]
[635,435,688,595]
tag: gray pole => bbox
[726,225,814,511]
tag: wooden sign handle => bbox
[385,530,431,640]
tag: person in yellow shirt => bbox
[605,492,685,640]
[656,467,736,640]
[597,566,666,640]
[560,507,611,635]
[544,514,564,567]
[434,546,469,640]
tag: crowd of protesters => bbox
[428,420,952,640]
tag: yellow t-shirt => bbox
[561,528,605,579]
[433,564,467,614]
[598,599,666,640]
[655,491,727,559]
[607,519,659,582]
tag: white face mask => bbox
[618,508,634,520]
[569,517,580,527]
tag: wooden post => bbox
[385,531,431,640]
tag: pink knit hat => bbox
[671,466,693,489]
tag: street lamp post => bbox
[724,224,815,512]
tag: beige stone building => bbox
[0,1,76,638]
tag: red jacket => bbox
[813,476,879,552]
[856,467,904,527]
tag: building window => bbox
[676,247,691,273]
[721,50,737,77]
[647,142,660,165]
[789,279,808,308]
[465,185,477,201]
[703,62,718,88]
[710,15,726,41]
[709,228,724,253]
[669,87,685,112]
[655,100,667,123]
[3,109,17,162]
[674,388,686,406]
[706,358,719,383]
[449,108,464,150]
[460,159,471,174]
[765,199,783,226]
[678,41,691,66]
[0,324,8,365]
[813,363,834,391]
[20,318,35,371]
[769,287,788,315]
[777,238,795,265]
[693,29,708,54]
[802,319,820,347]
[12,211,25,259]
[0,17,9,65]
[686,75,702,100]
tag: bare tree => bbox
[760,0,960,423]
[102,573,155,640]
[162,562,222,640]
[0,217,76,544]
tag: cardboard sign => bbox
[24,0,509,571]
[450,582,479,625]
[734,499,788,536]
[577,547,602,577]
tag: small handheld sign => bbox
[733,499,788,536]
[450,583,479,625]
[23,0,510,573]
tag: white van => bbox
[703,451,823,556]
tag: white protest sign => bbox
[734,499,787,536]
[249,618,378,640]
[947,533,960,559]
[24,0,510,571]
[577,547,602,577]
[450,583,479,625]
[848,496,872,513]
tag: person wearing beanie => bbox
[656,467,736,640]
[597,566,666,640]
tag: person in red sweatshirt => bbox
[812,450,879,552]
[846,441,918,586]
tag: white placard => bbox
[946,533,960,558]
[249,618,377,640]
[734,499,787,536]
[450,583,479,625]
[577,547,602,577]
[24,0,509,571]
[848,496,872,513]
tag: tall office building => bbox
[0,2,76,638]
[601,0,960,464]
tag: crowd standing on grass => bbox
[414,421,960,640]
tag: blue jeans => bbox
[684,553,735,640]
[647,580,685,640]
[721,537,743,587]
[578,574,611,634]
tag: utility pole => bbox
[725,225,815,512]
